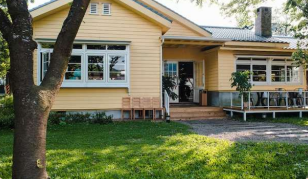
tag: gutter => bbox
[162,36,232,42]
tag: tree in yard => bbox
[0,0,90,178]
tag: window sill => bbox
[61,82,129,88]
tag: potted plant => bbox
[230,71,252,108]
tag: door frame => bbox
[164,60,195,103]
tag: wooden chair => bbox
[153,97,164,120]
[132,97,144,119]
[142,97,154,120]
[121,97,132,120]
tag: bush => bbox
[0,95,14,129]
[48,111,113,126]
[91,112,113,125]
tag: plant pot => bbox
[243,102,253,108]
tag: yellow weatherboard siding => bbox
[204,50,219,91]
[165,21,203,37]
[217,50,306,91]
[33,0,162,110]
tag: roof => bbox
[202,26,288,44]
[29,0,172,22]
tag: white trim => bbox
[37,42,130,89]
[102,3,111,16]
[235,56,304,86]
[89,3,99,15]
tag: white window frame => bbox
[63,53,84,83]
[235,56,303,86]
[37,42,130,88]
[102,3,111,15]
[107,54,127,83]
[89,3,99,15]
[86,54,107,83]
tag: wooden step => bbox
[171,116,227,120]
[169,107,227,120]
[170,107,223,113]
[170,111,226,118]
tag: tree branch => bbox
[0,8,12,41]
[41,0,91,90]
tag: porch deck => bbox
[223,90,308,121]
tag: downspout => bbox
[160,37,165,108]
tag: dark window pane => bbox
[67,64,81,71]
[87,45,106,50]
[253,65,266,70]
[236,65,250,72]
[252,58,267,61]
[107,45,126,50]
[88,72,104,80]
[237,58,250,61]
[69,56,82,63]
[65,72,81,80]
[88,64,104,72]
[88,56,104,63]
[41,43,55,49]
[73,44,83,49]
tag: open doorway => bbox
[179,62,194,103]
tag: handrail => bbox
[226,90,308,110]
[164,90,170,116]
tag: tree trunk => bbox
[0,0,90,178]
[12,90,51,179]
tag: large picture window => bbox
[236,57,302,85]
[38,42,129,87]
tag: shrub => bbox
[0,95,14,129]
[91,112,113,125]
[48,111,113,126]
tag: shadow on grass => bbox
[1,121,308,178]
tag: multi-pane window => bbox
[164,63,177,77]
[109,55,126,81]
[252,65,267,82]
[65,55,82,81]
[236,57,302,85]
[88,56,105,81]
[271,65,286,82]
[39,43,129,87]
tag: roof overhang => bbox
[224,41,290,49]
[30,0,172,34]
[140,0,212,37]
[162,36,230,46]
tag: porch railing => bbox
[164,90,170,116]
[228,90,308,111]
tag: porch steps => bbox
[170,107,227,120]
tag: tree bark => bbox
[0,0,90,178]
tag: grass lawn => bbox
[1,122,308,179]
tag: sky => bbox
[29,0,285,27]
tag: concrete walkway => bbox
[180,120,308,144]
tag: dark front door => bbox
[179,62,194,103]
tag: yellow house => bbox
[30,0,305,119]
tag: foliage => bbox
[162,75,178,100]
[230,71,252,101]
[1,122,308,178]
[0,36,9,78]
[91,112,113,125]
[292,44,308,69]
[0,95,14,129]
[48,111,113,126]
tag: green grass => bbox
[1,122,308,179]
[268,117,308,127]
